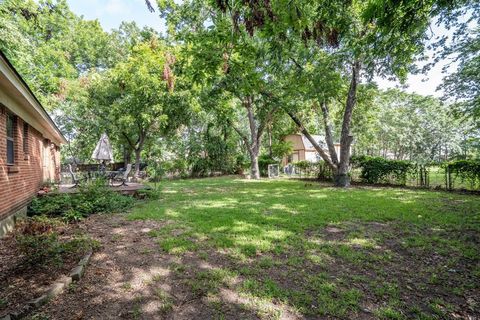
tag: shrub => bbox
[16,215,63,235]
[15,216,97,266]
[16,231,64,265]
[29,180,135,222]
[291,161,333,179]
[235,154,250,174]
[258,155,279,177]
[136,188,162,200]
[294,160,310,171]
[316,161,333,180]
[190,158,211,177]
[271,141,293,159]
[443,160,480,189]
[351,156,414,185]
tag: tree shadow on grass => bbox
[32,178,480,319]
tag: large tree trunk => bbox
[249,152,260,179]
[123,145,132,166]
[134,148,142,178]
[335,60,360,187]
[319,101,339,165]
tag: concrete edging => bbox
[0,250,92,320]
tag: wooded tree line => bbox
[0,0,479,185]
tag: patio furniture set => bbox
[68,163,132,188]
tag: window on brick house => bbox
[6,113,15,165]
[23,122,29,154]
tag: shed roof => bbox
[301,134,327,150]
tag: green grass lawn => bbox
[129,177,480,319]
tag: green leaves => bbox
[0,0,118,109]
[82,40,194,172]
[351,155,415,185]
[441,27,480,126]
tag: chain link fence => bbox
[283,160,480,192]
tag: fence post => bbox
[446,165,452,191]
[419,165,424,187]
[425,166,429,188]
[445,165,448,190]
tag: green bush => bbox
[316,161,333,180]
[351,156,414,185]
[136,187,162,200]
[29,179,135,222]
[258,155,279,177]
[16,231,64,265]
[271,141,293,159]
[444,160,480,189]
[235,154,250,174]
[152,159,191,178]
[15,216,97,266]
[294,160,310,171]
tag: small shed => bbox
[281,134,341,166]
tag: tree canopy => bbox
[0,0,478,182]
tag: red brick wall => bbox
[0,105,61,221]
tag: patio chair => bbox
[68,164,86,188]
[111,164,132,187]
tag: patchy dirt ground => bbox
[12,177,480,320]
[33,214,263,320]
[0,224,87,317]
[22,212,479,320]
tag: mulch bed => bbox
[0,224,85,317]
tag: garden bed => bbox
[0,219,95,318]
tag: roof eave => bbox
[0,51,67,145]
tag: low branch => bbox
[229,120,251,152]
[338,59,360,173]
[122,132,136,150]
[284,108,337,170]
[318,101,339,165]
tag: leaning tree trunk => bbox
[335,59,360,187]
[134,148,142,178]
[123,145,132,166]
[285,109,336,170]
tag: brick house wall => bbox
[0,51,65,236]
[0,104,61,222]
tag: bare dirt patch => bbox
[21,214,479,320]
[34,214,260,319]
[0,225,86,317]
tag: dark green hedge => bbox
[443,160,480,189]
[351,156,415,185]
[258,155,279,177]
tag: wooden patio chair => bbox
[68,164,86,188]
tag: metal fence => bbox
[283,162,480,192]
